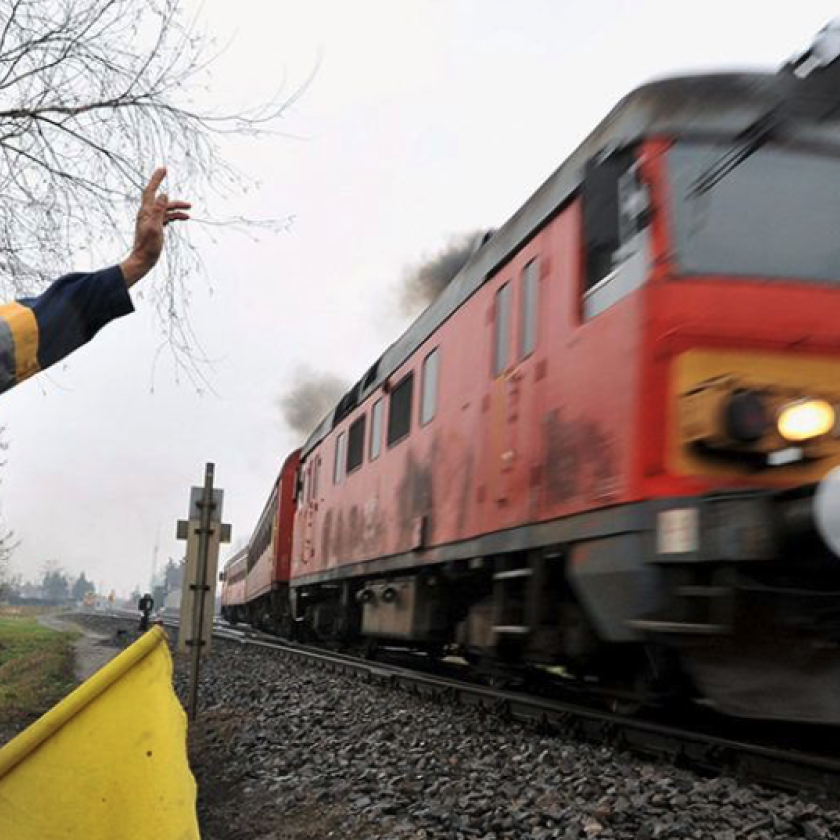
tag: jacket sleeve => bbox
[0,265,134,395]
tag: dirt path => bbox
[37,613,122,682]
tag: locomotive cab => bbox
[600,71,840,722]
[490,75,840,720]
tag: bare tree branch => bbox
[0,0,306,384]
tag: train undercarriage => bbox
[222,588,294,637]
[284,486,840,725]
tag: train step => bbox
[493,568,533,581]
[627,618,730,635]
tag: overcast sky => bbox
[3,1,838,595]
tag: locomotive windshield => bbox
[669,141,840,283]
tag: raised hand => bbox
[120,167,191,288]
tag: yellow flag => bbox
[0,627,199,839]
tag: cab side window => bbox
[582,148,651,318]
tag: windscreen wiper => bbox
[688,110,778,197]
[691,22,840,198]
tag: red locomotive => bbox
[227,34,840,724]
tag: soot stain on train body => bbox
[396,443,438,549]
[543,409,618,506]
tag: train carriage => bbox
[220,548,248,624]
[288,62,840,723]
[241,450,301,632]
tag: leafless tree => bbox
[0,0,306,383]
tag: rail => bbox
[101,610,840,800]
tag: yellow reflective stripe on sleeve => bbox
[0,302,39,384]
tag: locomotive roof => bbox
[302,69,840,457]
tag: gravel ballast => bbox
[170,635,840,840]
[62,614,840,839]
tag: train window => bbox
[370,398,383,460]
[247,541,257,571]
[582,150,629,290]
[299,466,308,505]
[361,360,379,392]
[493,282,511,376]
[387,373,414,447]
[582,150,651,318]
[312,457,320,498]
[420,348,439,425]
[334,431,347,483]
[260,522,270,556]
[347,414,366,474]
[519,260,539,358]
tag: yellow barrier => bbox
[0,626,199,839]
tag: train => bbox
[220,450,299,631]
[222,32,840,725]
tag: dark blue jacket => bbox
[0,266,133,394]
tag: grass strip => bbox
[0,614,77,723]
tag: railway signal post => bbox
[176,463,231,719]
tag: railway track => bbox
[136,613,840,802]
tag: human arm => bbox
[0,169,190,395]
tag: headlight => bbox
[723,390,770,443]
[777,399,835,442]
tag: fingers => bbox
[142,167,168,205]
[163,211,191,226]
[153,195,192,212]
[159,198,192,225]
[141,166,191,226]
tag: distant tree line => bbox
[2,567,96,603]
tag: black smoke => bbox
[400,231,487,315]
[279,369,349,440]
